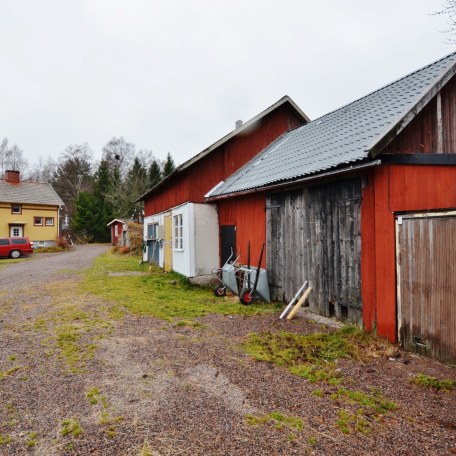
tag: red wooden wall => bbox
[383,75,456,154]
[110,221,123,246]
[217,193,266,268]
[144,104,304,216]
[361,165,456,342]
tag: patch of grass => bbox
[0,366,21,380]
[245,411,304,431]
[411,373,455,392]
[26,432,38,447]
[330,387,397,415]
[138,439,153,456]
[0,434,12,445]
[242,326,395,384]
[86,387,123,437]
[83,253,276,321]
[60,418,82,437]
[330,387,397,434]
[307,436,317,445]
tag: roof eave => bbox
[206,159,382,201]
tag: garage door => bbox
[396,213,456,363]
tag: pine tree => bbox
[148,159,162,187]
[162,152,176,178]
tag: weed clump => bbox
[411,373,455,391]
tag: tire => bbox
[9,249,21,259]
[240,288,254,305]
[213,285,227,297]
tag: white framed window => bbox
[34,217,43,226]
[173,214,183,250]
[114,224,119,236]
[45,217,54,226]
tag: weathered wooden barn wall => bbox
[397,215,456,363]
[383,75,456,154]
[266,178,363,323]
[144,105,304,216]
[217,193,266,267]
[361,165,456,343]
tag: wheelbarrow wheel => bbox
[240,288,254,305]
[213,285,227,297]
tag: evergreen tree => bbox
[148,159,162,187]
[162,152,175,178]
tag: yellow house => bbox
[0,170,64,247]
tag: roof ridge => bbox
[307,50,456,126]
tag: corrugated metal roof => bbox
[0,180,64,206]
[211,51,456,197]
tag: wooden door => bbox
[397,214,456,363]
[163,214,173,272]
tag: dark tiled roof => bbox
[211,51,456,197]
[0,180,64,206]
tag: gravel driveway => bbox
[0,245,455,455]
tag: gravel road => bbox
[0,246,455,455]
[0,244,108,290]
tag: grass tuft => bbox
[411,373,455,391]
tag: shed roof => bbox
[209,51,456,198]
[136,95,309,202]
[0,180,64,206]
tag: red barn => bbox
[107,219,126,246]
[137,96,309,279]
[207,52,456,363]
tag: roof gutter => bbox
[206,159,382,201]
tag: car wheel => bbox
[9,249,21,259]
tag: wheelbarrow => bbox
[238,243,270,305]
[212,249,242,297]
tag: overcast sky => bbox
[1,0,455,168]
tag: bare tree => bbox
[5,144,28,173]
[435,1,456,42]
[102,137,135,179]
[27,156,58,183]
[0,138,10,177]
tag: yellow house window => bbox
[34,217,43,226]
[11,204,22,214]
[45,217,54,226]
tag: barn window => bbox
[173,214,183,250]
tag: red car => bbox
[0,237,34,258]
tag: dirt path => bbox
[0,246,455,455]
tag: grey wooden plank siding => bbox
[266,178,363,323]
[397,215,456,363]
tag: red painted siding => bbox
[383,75,456,154]
[144,105,303,216]
[218,193,266,268]
[111,221,123,245]
[361,165,456,342]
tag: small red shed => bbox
[107,219,126,246]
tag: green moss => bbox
[411,373,455,391]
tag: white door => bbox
[10,225,23,237]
